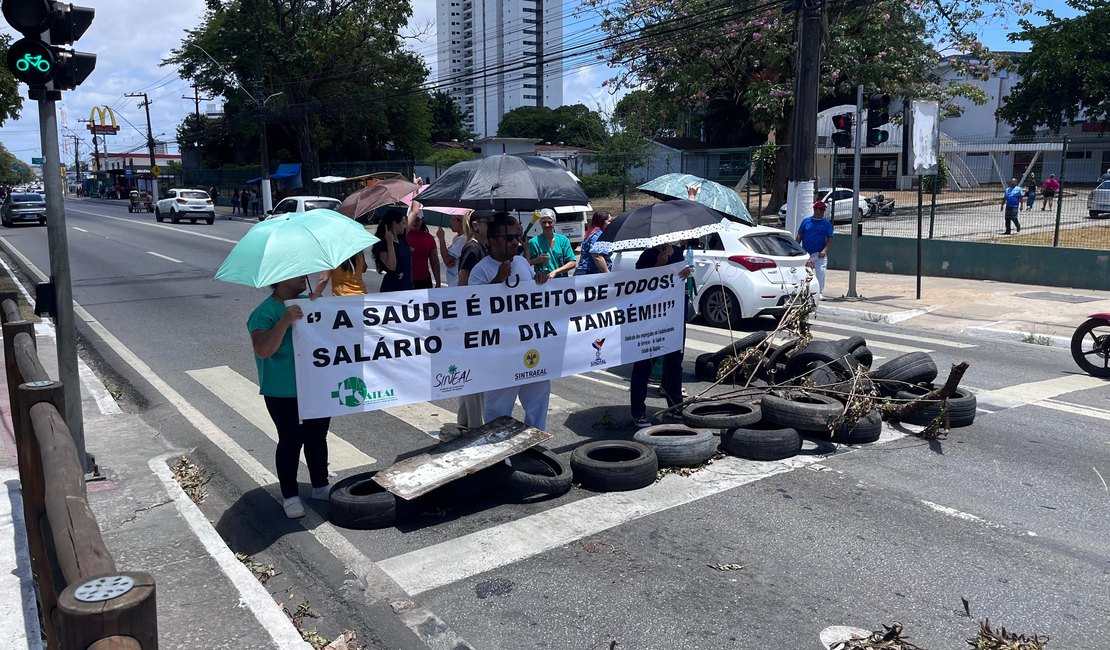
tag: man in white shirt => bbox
[469,213,551,429]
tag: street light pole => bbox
[259,92,282,216]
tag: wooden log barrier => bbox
[57,572,158,650]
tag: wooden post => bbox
[57,572,158,650]
[2,320,35,445]
[0,293,21,323]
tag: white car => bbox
[265,195,341,221]
[778,187,865,223]
[612,221,819,329]
[155,188,215,224]
[1088,181,1110,218]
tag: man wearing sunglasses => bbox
[468,213,551,430]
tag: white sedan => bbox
[611,221,819,329]
[1088,181,1110,218]
[778,187,864,223]
[265,195,341,220]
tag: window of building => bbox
[1066,151,1092,160]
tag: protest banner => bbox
[291,261,686,419]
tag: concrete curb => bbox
[817,302,938,324]
[961,325,1071,348]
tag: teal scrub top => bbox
[527,233,577,277]
[248,295,301,397]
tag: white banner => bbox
[291,262,687,419]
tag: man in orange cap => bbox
[796,201,833,300]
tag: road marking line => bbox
[186,366,375,471]
[72,227,87,233]
[809,330,927,354]
[1033,399,1110,422]
[579,373,627,390]
[146,251,183,263]
[383,402,458,439]
[813,320,976,348]
[920,500,1003,529]
[979,375,1107,405]
[67,208,239,244]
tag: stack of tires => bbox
[694,331,767,382]
[868,351,977,427]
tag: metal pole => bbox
[1052,135,1068,247]
[38,98,87,472]
[916,181,923,300]
[847,84,863,298]
[928,175,938,239]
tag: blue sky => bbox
[0,0,1082,165]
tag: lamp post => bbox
[258,91,283,215]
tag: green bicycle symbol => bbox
[16,53,50,73]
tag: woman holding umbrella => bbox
[371,209,414,292]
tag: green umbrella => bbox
[638,173,755,225]
[215,208,379,288]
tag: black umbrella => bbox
[416,154,588,211]
[592,200,727,253]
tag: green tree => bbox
[427,91,474,143]
[497,104,608,147]
[425,148,478,167]
[0,141,35,186]
[498,106,560,142]
[164,0,430,175]
[997,0,1110,135]
[0,34,26,127]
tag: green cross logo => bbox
[331,377,368,407]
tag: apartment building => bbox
[436,0,564,137]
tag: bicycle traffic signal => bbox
[3,0,96,91]
[831,112,853,148]
[866,93,891,147]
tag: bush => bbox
[579,174,619,198]
[921,154,949,193]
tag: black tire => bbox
[762,338,800,382]
[817,409,883,444]
[189,218,197,224]
[712,331,767,360]
[503,445,573,495]
[429,463,511,503]
[700,286,741,329]
[127,205,133,213]
[799,364,873,402]
[721,422,802,460]
[170,210,180,224]
[869,352,938,396]
[836,336,867,354]
[1070,318,1110,378]
[850,345,874,369]
[155,208,164,223]
[784,341,857,381]
[760,392,843,432]
[894,385,977,427]
[38,218,44,226]
[681,399,762,430]
[633,425,717,467]
[328,471,396,530]
[206,213,215,225]
[695,353,719,382]
[570,441,658,492]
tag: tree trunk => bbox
[288,113,320,181]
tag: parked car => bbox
[611,221,819,328]
[1088,181,1110,218]
[511,204,591,249]
[1,192,47,227]
[265,195,341,221]
[778,187,866,224]
[155,188,215,224]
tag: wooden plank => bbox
[374,416,551,500]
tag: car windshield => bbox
[1098,181,1110,191]
[742,233,807,257]
[12,194,42,202]
[304,200,340,211]
[180,191,209,200]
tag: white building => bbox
[437,0,564,138]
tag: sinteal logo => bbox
[331,377,397,407]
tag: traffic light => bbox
[866,93,891,147]
[3,1,96,93]
[831,112,853,148]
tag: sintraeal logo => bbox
[590,337,607,367]
[523,348,540,368]
[433,364,472,393]
[331,377,396,407]
[516,348,547,381]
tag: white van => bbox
[513,204,592,249]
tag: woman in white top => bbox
[435,210,472,287]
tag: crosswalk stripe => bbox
[186,366,376,471]
[579,373,627,390]
[812,320,976,348]
[383,402,459,439]
[809,330,926,354]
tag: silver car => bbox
[1,192,46,227]
[1088,181,1110,218]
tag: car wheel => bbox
[38,218,45,226]
[700,286,741,329]
[2,214,10,228]
[681,399,762,430]
[1091,211,1101,218]
[170,210,180,224]
[155,208,164,223]
[206,215,215,225]
[189,218,197,224]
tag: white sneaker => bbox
[311,484,332,501]
[283,496,305,519]
[817,293,824,301]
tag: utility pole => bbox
[784,0,823,235]
[125,92,158,201]
[182,83,212,118]
[78,118,101,172]
[847,84,864,298]
[70,133,81,190]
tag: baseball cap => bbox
[813,201,827,210]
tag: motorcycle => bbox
[1071,313,1110,377]
[865,193,896,216]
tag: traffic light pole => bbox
[38,96,88,473]
[847,84,864,298]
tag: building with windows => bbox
[436,0,563,137]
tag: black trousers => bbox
[264,396,330,498]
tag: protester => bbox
[454,212,488,431]
[1041,174,1060,211]
[575,212,613,275]
[240,188,251,216]
[1024,179,1037,211]
[1001,178,1023,235]
[231,189,241,215]
[795,201,834,299]
[526,208,577,278]
[630,242,692,427]
[251,191,261,217]
[407,209,441,289]
[371,208,414,292]
[436,211,472,287]
[470,213,551,430]
[310,251,368,297]
[248,275,330,519]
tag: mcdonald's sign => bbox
[86,105,120,134]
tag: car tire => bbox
[503,445,573,495]
[694,353,719,382]
[869,352,938,396]
[721,422,802,461]
[207,213,215,225]
[808,409,883,444]
[1091,211,1100,218]
[784,341,857,381]
[170,210,180,224]
[681,399,762,430]
[700,286,741,329]
[189,218,197,224]
[155,208,164,222]
[633,425,717,467]
[429,463,512,503]
[850,345,874,369]
[894,385,977,427]
[38,218,45,226]
[762,339,801,383]
[760,391,843,432]
[1,215,10,228]
[328,471,397,530]
[570,441,658,492]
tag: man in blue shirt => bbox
[796,201,834,300]
[1002,178,1023,234]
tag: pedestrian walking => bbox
[575,212,614,275]
[1041,174,1060,211]
[371,208,414,292]
[454,212,488,431]
[407,209,442,289]
[209,185,218,202]
[795,201,834,299]
[1102,168,1110,182]
[526,208,577,278]
[1024,179,1037,211]
[1001,178,1023,234]
[248,275,331,519]
[469,213,551,430]
[251,191,261,217]
[231,189,241,215]
[240,188,251,217]
[435,211,472,287]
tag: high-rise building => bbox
[436,0,563,138]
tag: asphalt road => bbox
[4,197,1109,649]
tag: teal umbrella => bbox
[638,173,755,225]
[215,208,379,288]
